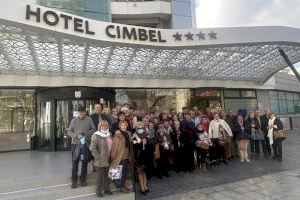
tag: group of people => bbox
[67,104,285,198]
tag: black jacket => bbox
[90,113,112,128]
[273,117,284,131]
[233,120,250,140]
[258,115,268,134]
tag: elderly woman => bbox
[268,112,284,161]
[233,115,250,163]
[208,113,232,165]
[155,125,172,179]
[110,121,132,193]
[89,120,112,197]
[170,120,183,173]
[195,123,212,172]
[248,112,262,159]
[132,122,149,195]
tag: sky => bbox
[195,0,300,70]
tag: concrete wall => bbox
[256,90,271,112]
[274,72,300,92]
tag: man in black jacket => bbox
[256,110,270,157]
[180,112,197,172]
[90,104,103,129]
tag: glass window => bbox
[287,100,295,113]
[0,90,35,133]
[0,90,35,151]
[286,92,293,100]
[278,99,288,114]
[195,89,220,97]
[224,90,240,98]
[293,93,300,100]
[241,91,256,98]
[224,99,257,114]
[294,100,300,114]
[277,91,286,99]
[270,91,278,99]
[270,99,280,114]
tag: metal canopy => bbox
[0,0,300,87]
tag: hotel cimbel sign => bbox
[25,5,166,43]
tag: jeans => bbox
[250,139,267,156]
[72,160,88,182]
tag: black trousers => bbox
[182,143,195,171]
[72,159,88,182]
[273,139,283,159]
[250,139,267,156]
[264,134,272,155]
[211,139,226,161]
[156,150,169,176]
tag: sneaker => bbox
[245,159,250,162]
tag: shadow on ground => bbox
[136,130,300,200]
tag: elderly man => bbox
[90,104,103,129]
[67,106,96,189]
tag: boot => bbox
[71,177,77,189]
[80,176,87,187]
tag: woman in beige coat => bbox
[90,120,113,197]
[110,121,132,193]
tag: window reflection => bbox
[0,90,35,151]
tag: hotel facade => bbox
[0,0,299,151]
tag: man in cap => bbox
[67,106,96,188]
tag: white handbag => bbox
[108,165,123,180]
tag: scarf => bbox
[93,129,112,152]
[93,129,111,138]
[216,119,233,137]
[121,130,130,148]
[268,117,276,145]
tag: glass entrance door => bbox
[55,99,99,150]
[37,101,52,150]
[56,100,71,150]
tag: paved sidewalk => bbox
[0,150,134,200]
[137,129,300,200]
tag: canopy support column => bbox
[278,49,300,82]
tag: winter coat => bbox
[89,131,112,168]
[110,131,133,168]
[233,120,251,141]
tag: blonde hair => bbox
[102,107,110,114]
[98,120,109,131]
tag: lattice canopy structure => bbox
[0,0,300,88]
